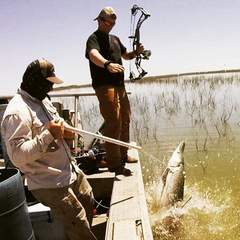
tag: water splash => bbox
[146,179,233,239]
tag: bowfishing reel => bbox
[75,147,106,174]
[141,49,151,60]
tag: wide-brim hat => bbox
[94,7,117,21]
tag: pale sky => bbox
[1,0,240,95]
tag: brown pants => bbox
[31,172,97,240]
[95,85,131,170]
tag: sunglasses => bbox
[100,17,116,26]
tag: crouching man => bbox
[1,59,97,240]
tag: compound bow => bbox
[129,4,151,81]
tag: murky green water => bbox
[54,73,240,240]
[130,75,240,240]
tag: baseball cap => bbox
[94,7,117,21]
[24,58,64,84]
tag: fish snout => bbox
[177,141,185,153]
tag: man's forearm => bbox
[89,49,108,68]
[2,115,54,165]
[122,50,137,60]
[89,49,124,73]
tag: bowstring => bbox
[129,9,136,80]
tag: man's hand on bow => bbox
[135,43,145,55]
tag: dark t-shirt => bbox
[85,30,127,88]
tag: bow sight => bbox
[129,4,151,81]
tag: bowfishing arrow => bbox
[129,4,151,81]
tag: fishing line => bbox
[93,197,109,210]
[140,149,165,168]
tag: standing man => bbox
[1,59,97,240]
[85,7,144,176]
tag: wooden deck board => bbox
[92,214,108,240]
[105,145,153,240]
[113,220,138,240]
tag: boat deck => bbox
[105,147,153,240]
[0,147,153,240]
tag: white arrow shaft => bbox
[64,125,142,150]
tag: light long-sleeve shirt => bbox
[1,89,78,190]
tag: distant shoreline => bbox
[1,68,240,99]
[53,68,240,91]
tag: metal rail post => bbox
[74,96,79,153]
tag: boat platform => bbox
[0,146,153,240]
[88,147,153,240]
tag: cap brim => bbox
[94,14,116,21]
[46,76,64,84]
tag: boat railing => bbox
[1,91,131,154]
[50,92,98,151]
[1,92,98,152]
